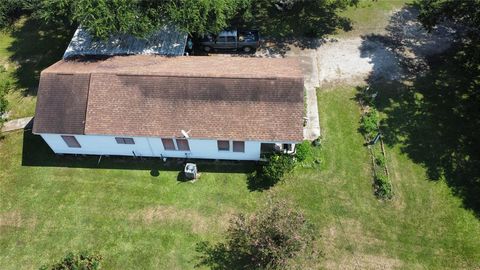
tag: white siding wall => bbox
[39,134,267,161]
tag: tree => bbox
[417,0,480,61]
[2,0,359,39]
[0,0,33,29]
[36,0,250,39]
[39,0,357,39]
[417,0,480,34]
[196,200,317,270]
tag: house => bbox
[32,56,304,161]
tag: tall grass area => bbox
[0,22,36,119]
[1,87,479,269]
[0,17,72,120]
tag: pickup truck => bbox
[199,30,260,53]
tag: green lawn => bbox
[335,0,412,37]
[1,87,479,269]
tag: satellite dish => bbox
[181,129,191,138]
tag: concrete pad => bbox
[1,117,33,133]
[287,47,321,141]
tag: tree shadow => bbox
[7,17,75,95]
[195,241,254,270]
[21,129,257,175]
[228,1,353,56]
[246,167,275,191]
[359,5,480,215]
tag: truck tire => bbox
[242,46,253,53]
[203,46,212,53]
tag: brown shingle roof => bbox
[34,56,304,142]
[33,73,90,134]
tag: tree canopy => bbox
[36,0,252,39]
[1,0,358,39]
[417,0,480,34]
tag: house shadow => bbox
[21,129,257,176]
[358,5,480,216]
[8,17,75,95]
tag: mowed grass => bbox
[1,87,479,269]
[335,0,412,37]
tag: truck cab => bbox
[200,30,259,53]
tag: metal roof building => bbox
[63,25,187,59]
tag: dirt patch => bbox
[131,206,235,234]
[324,253,403,270]
[0,211,36,229]
[316,37,400,85]
[312,7,456,86]
[322,218,403,269]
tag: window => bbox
[217,140,230,151]
[162,138,176,150]
[115,137,135,144]
[260,143,276,154]
[61,135,81,148]
[176,139,190,151]
[226,36,236,42]
[233,141,245,152]
[283,144,292,151]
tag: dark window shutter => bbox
[115,137,135,144]
[176,139,190,151]
[217,140,230,151]
[124,138,135,144]
[162,138,176,150]
[233,141,245,152]
[61,135,81,148]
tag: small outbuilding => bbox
[63,25,187,59]
[33,56,304,161]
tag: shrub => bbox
[295,141,313,162]
[39,251,103,270]
[0,88,7,125]
[360,108,379,138]
[374,174,392,199]
[312,136,322,147]
[247,154,296,191]
[262,154,296,183]
[374,154,385,168]
[0,67,10,124]
[196,200,316,270]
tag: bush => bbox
[374,154,385,168]
[196,200,316,270]
[39,252,103,270]
[312,136,322,147]
[374,174,392,199]
[0,67,10,124]
[247,154,296,191]
[0,88,8,125]
[360,108,379,138]
[295,141,313,162]
[263,154,296,183]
